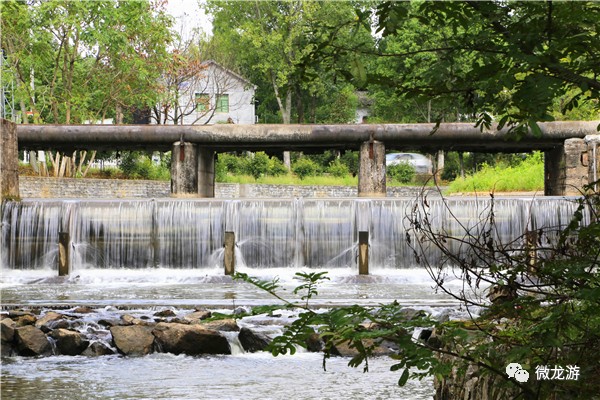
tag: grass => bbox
[218,174,358,186]
[445,152,544,194]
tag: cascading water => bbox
[0,197,587,272]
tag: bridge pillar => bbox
[170,141,215,197]
[586,135,600,192]
[358,140,386,197]
[545,138,588,196]
[1,119,20,200]
[171,141,198,196]
[197,147,215,198]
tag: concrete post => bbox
[358,140,386,197]
[224,231,235,276]
[58,232,70,276]
[545,139,588,196]
[197,147,215,198]
[585,135,600,193]
[358,231,369,275]
[1,119,20,200]
[171,141,198,196]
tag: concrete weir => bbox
[9,120,600,197]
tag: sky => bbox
[165,0,213,39]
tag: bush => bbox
[248,152,270,180]
[268,156,288,176]
[218,153,246,175]
[292,158,320,180]
[118,151,170,180]
[387,162,415,184]
[327,159,350,177]
[340,151,359,176]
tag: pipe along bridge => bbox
[9,121,600,197]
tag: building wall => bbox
[18,177,442,199]
[154,62,256,126]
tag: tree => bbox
[1,0,173,176]
[360,1,600,133]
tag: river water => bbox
[2,196,584,399]
[1,268,452,400]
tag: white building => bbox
[153,60,256,125]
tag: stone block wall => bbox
[18,177,442,199]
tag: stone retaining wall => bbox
[18,176,442,199]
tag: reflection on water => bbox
[1,353,434,400]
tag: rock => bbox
[154,309,176,318]
[199,319,239,332]
[183,310,212,323]
[98,319,120,328]
[50,328,90,356]
[418,328,433,342]
[331,339,394,357]
[238,327,271,352]
[14,325,52,356]
[82,341,116,357]
[152,322,231,355]
[1,318,17,356]
[399,308,428,321]
[121,314,151,326]
[14,313,37,327]
[1,318,16,342]
[35,311,66,332]
[306,332,324,352]
[110,325,155,356]
[72,306,96,314]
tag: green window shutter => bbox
[195,93,209,112]
[216,94,229,113]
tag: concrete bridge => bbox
[2,120,599,198]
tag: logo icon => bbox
[506,363,529,383]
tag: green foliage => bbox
[387,162,416,184]
[340,151,359,176]
[327,159,350,178]
[118,151,169,180]
[447,151,544,193]
[292,158,320,180]
[407,186,600,398]
[247,152,271,180]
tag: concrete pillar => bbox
[171,141,198,196]
[358,140,386,197]
[358,231,369,275]
[545,139,588,196]
[171,141,215,197]
[0,119,20,200]
[224,231,235,275]
[197,147,215,198]
[58,232,70,276]
[585,135,600,193]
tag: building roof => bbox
[202,60,256,89]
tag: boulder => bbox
[49,328,90,356]
[1,318,17,356]
[306,332,324,352]
[121,314,147,326]
[152,322,231,355]
[71,306,95,314]
[183,310,212,323]
[110,325,155,356]
[82,341,116,357]
[154,309,177,318]
[238,327,271,353]
[14,313,37,327]
[200,319,239,332]
[331,339,395,357]
[1,318,16,342]
[14,325,52,356]
[35,311,66,332]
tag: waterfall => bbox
[0,197,587,271]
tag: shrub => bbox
[387,162,415,184]
[340,151,359,176]
[248,152,270,180]
[327,159,350,177]
[268,156,288,176]
[292,158,320,180]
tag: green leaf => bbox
[398,368,410,386]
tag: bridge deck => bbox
[15,121,599,152]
